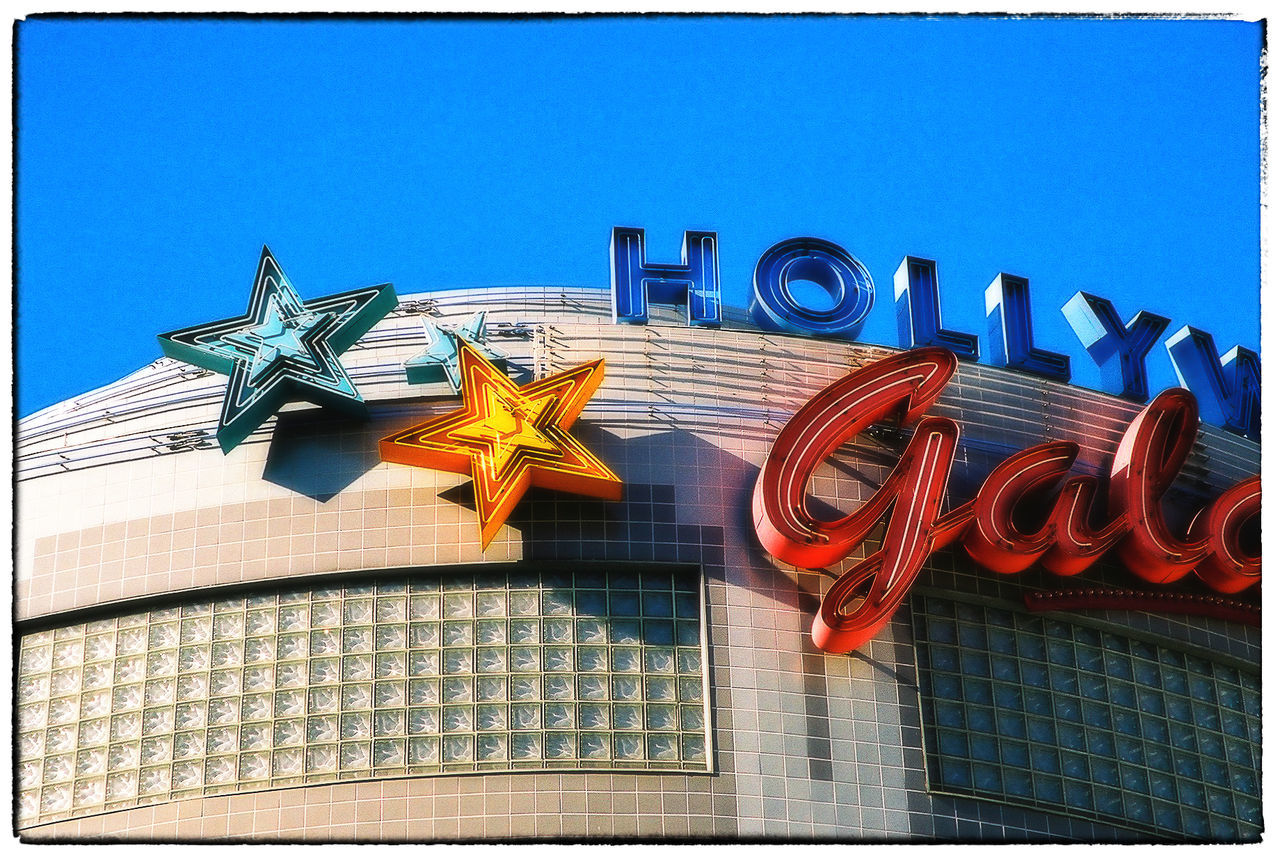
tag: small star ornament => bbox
[404,311,509,392]
[158,246,398,452]
[381,342,623,548]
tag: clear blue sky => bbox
[15,16,1262,417]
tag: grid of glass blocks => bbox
[16,565,711,827]
[913,596,1261,841]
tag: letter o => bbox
[750,237,874,337]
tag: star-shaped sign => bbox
[158,246,398,452]
[404,311,509,392]
[380,343,623,548]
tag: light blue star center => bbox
[404,311,509,392]
[226,296,334,385]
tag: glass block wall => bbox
[16,565,712,828]
[913,595,1261,842]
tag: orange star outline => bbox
[380,342,623,548]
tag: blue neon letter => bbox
[610,227,721,327]
[749,237,874,338]
[1061,291,1168,401]
[893,257,979,361]
[1165,326,1260,440]
[985,273,1071,382]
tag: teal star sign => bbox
[158,246,398,452]
[404,311,509,392]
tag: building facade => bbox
[15,286,1261,842]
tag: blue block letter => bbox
[611,227,721,327]
[985,273,1070,382]
[1165,326,1260,440]
[1061,291,1169,401]
[894,257,980,360]
[749,237,875,338]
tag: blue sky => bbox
[15,16,1262,417]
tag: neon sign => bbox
[1164,325,1261,440]
[404,311,511,393]
[1061,291,1169,401]
[984,273,1070,382]
[610,228,1259,439]
[158,246,398,452]
[751,348,1260,654]
[894,256,980,361]
[380,343,623,548]
[610,227,721,327]
[750,237,875,338]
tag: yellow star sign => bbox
[380,342,623,548]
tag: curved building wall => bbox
[15,286,1261,841]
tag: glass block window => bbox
[16,565,711,828]
[913,596,1261,842]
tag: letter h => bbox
[610,227,721,327]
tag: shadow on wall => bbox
[510,423,834,624]
[261,410,385,502]
[262,413,840,630]
[261,400,460,502]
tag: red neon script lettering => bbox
[752,348,1261,654]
